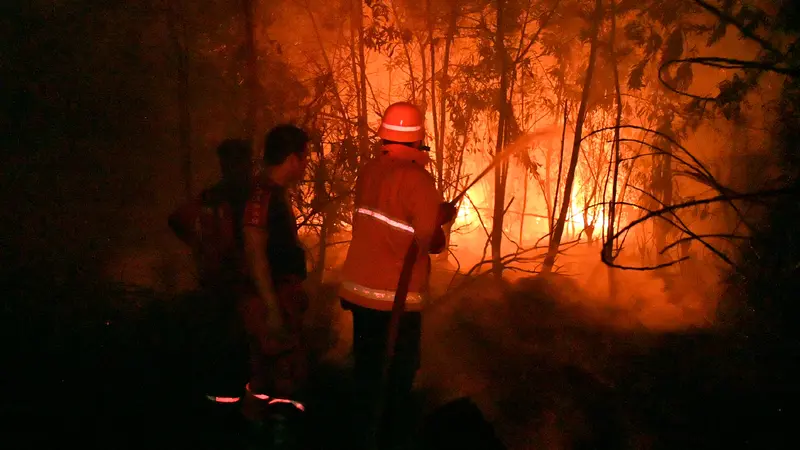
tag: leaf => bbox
[660,4,679,25]
[684,24,714,36]
[628,58,648,90]
[624,21,646,44]
[646,31,663,56]
[623,102,634,117]
[707,21,727,46]
[676,61,693,91]
[516,151,540,175]
[616,46,634,59]
[616,0,641,14]
[660,28,684,65]
[401,28,413,43]
[721,0,735,13]
[736,5,768,34]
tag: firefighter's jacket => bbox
[339,146,443,312]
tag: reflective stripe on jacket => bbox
[339,148,443,312]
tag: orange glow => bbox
[447,145,625,257]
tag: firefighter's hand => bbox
[429,227,447,254]
[437,201,458,225]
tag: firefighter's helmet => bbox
[378,102,425,143]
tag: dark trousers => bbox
[195,286,249,397]
[240,278,309,399]
[341,299,422,449]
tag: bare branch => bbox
[661,233,749,254]
[657,57,797,101]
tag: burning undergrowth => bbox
[410,269,750,449]
[307,261,731,449]
[416,275,645,449]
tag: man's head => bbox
[263,124,310,185]
[216,138,252,191]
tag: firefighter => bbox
[240,124,311,444]
[168,138,252,408]
[339,102,457,449]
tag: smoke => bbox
[411,250,720,448]
[309,244,723,450]
[414,274,630,449]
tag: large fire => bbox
[447,147,621,262]
[266,0,736,279]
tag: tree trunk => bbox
[313,139,329,286]
[603,0,622,300]
[552,100,568,233]
[355,0,369,160]
[433,7,458,262]
[419,35,428,115]
[349,0,367,163]
[542,0,603,274]
[437,8,457,194]
[427,0,440,181]
[242,0,259,156]
[652,120,674,265]
[583,206,593,245]
[166,0,192,201]
[541,147,552,232]
[491,0,510,280]
[442,114,471,260]
[519,172,528,245]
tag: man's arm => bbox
[242,186,288,334]
[407,170,445,254]
[168,201,199,245]
[243,226,283,322]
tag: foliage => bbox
[9,0,799,284]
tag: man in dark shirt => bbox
[240,125,311,434]
[167,139,251,405]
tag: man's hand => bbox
[264,303,289,338]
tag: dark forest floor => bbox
[2,270,797,450]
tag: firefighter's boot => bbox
[264,401,307,450]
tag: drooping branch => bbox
[657,57,799,101]
[625,184,730,264]
[583,125,717,187]
[600,188,796,270]
[585,124,758,234]
[661,233,750,254]
[612,136,752,228]
[692,0,783,57]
